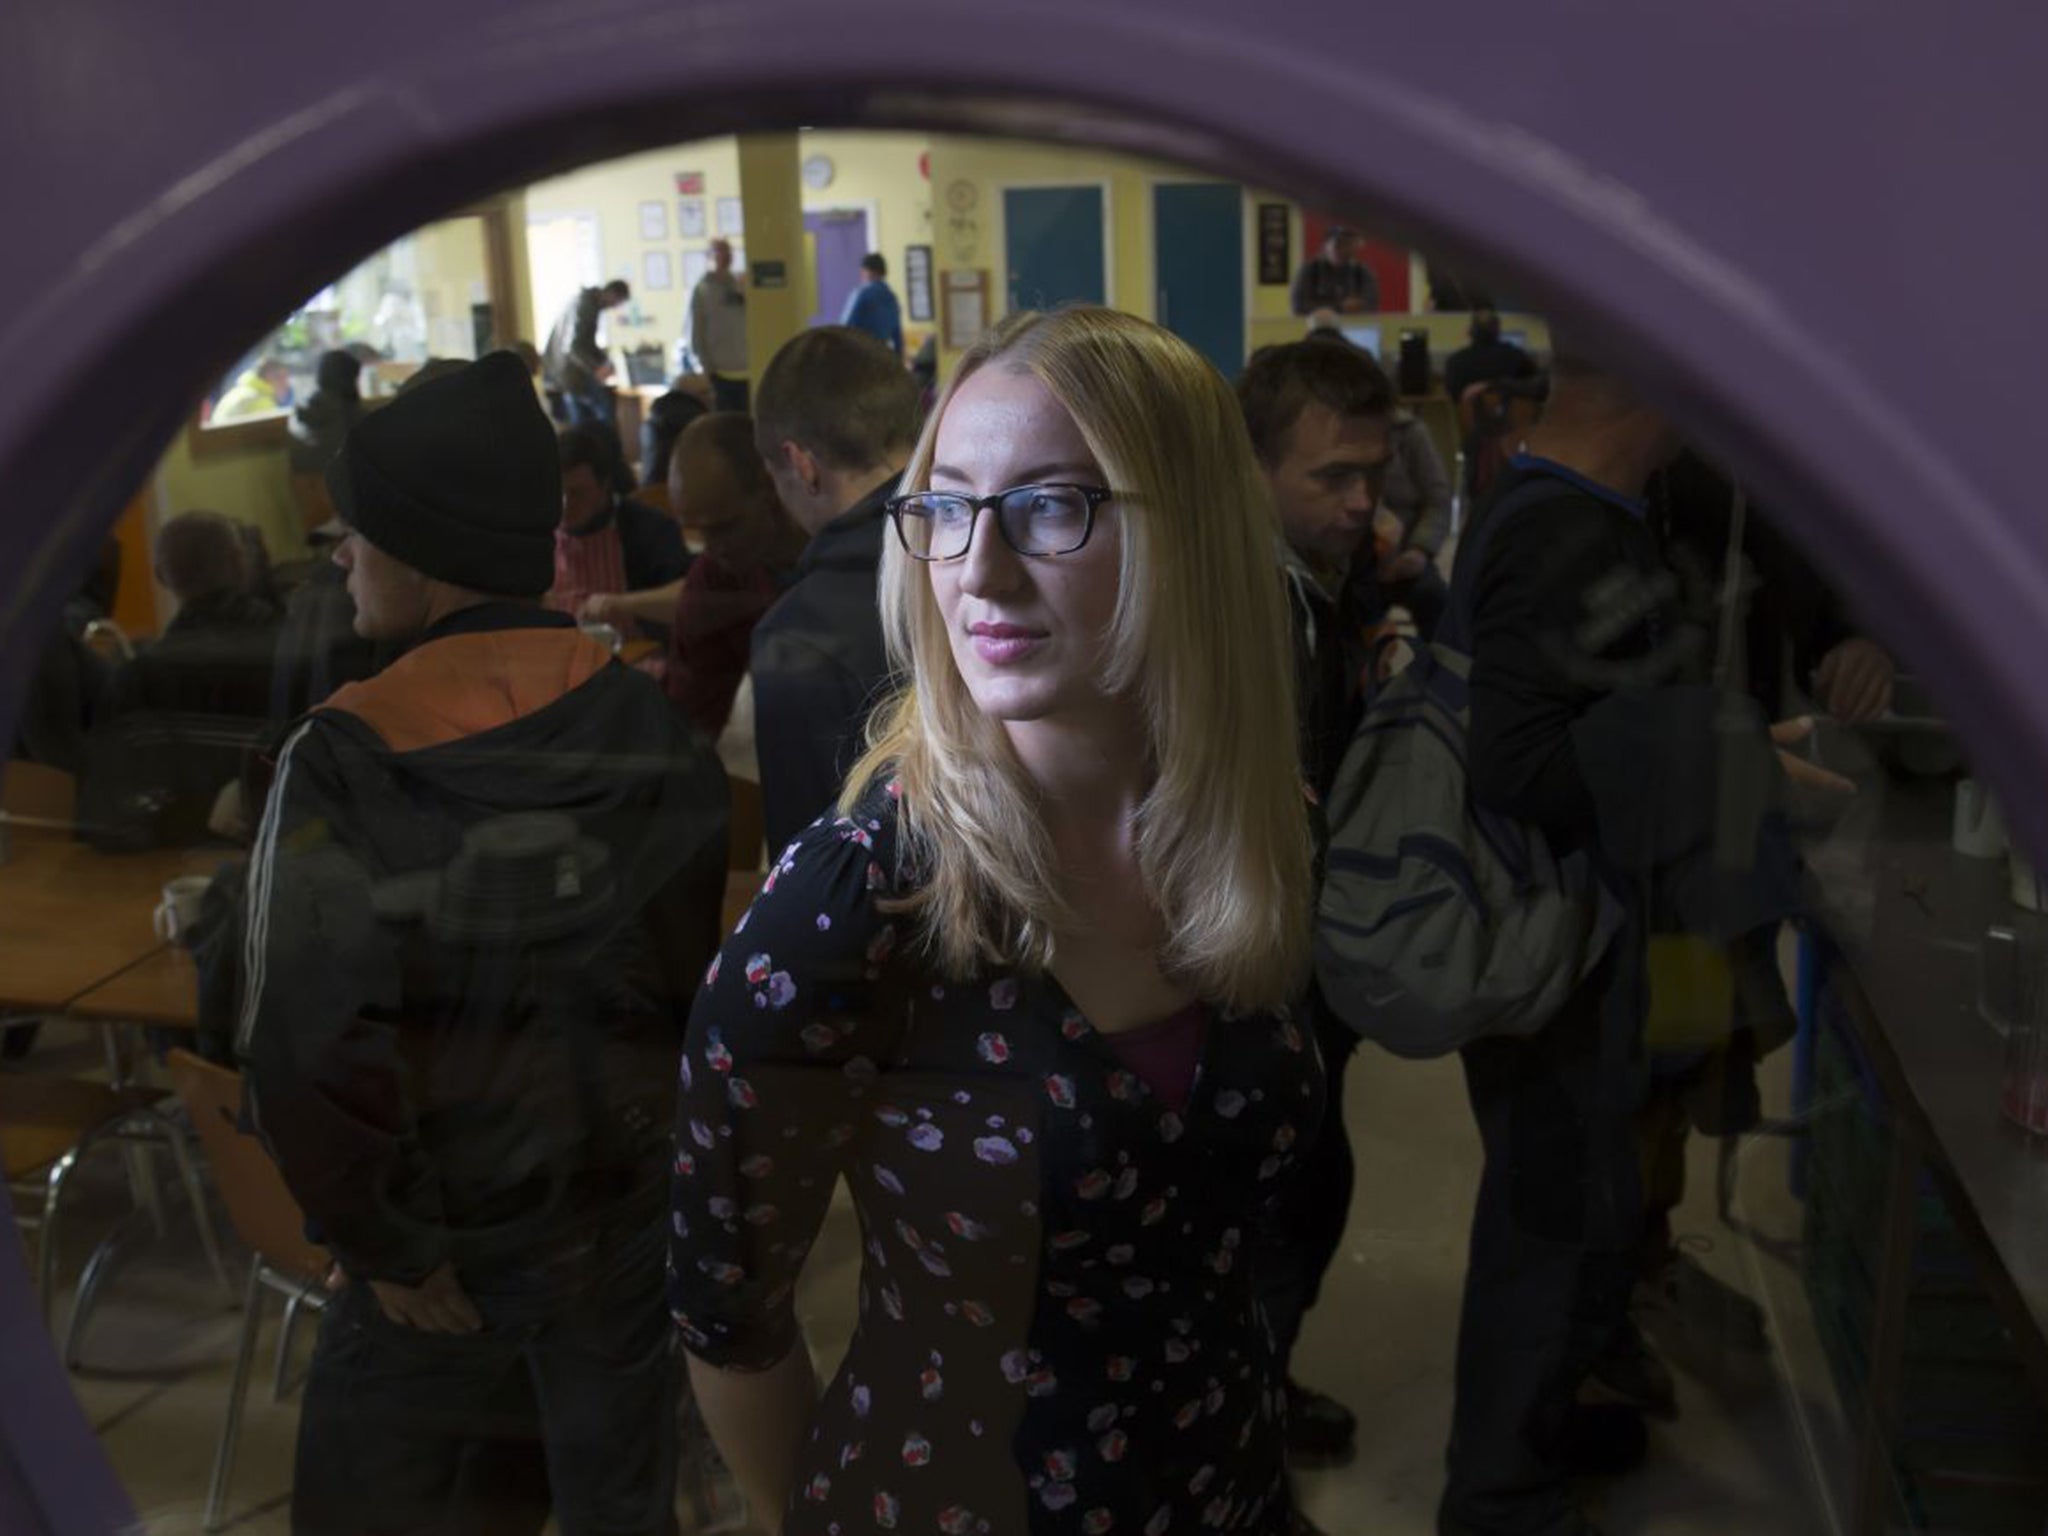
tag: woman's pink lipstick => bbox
[968,621,1046,665]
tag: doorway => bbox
[526,212,603,344]
[805,209,871,327]
[1002,185,1107,315]
[1153,181,1245,377]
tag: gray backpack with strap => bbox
[1314,476,1621,1058]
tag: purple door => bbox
[806,211,868,328]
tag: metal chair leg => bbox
[273,1288,307,1402]
[37,1149,80,1326]
[205,1258,269,1533]
[64,1207,152,1368]
[152,1107,233,1303]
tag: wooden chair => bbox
[0,1071,231,1359]
[166,1050,332,1533]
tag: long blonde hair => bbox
[843,307,1311,1015]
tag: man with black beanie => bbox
[236,350,729,1536]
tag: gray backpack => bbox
[1314,477,1621,1058]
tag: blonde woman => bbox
[670,307,1320,1535]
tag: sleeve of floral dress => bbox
[669,810,903,1369]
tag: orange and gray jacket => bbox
[236,605,728,1283]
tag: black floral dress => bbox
[669,782,1324,1534]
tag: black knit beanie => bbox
[326,351,559,596]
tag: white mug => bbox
[153,874,212,944]
[1954,778,2009,860]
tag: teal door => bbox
[1003,186,1107,314]
[1154,182,1245,377]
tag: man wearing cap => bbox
[1290,226,1381,317]
[235,351,729,1536]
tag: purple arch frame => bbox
[3,1,2043,1525]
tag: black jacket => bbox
[1461,457,1700,851]
[1290,257,1380,316]
[1443,337,1541,406]
[1283,548,1367,805]
[750,478,899,854]
[1647,450,1858,718]
[77,591,282,848]
[238,605,729,1283]
[108,590,279,721]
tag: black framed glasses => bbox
[886,483,1119,562]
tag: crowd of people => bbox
[12,273,1898,1536]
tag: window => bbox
[198,212,501,434]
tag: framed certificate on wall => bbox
[904,244,934,322]
[940,268,989,351]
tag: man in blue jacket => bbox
[839,252,904,358]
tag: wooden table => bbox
[0,835,221,1014]
[56,870,769,1036]
[65,947,199,1030]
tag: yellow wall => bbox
[922,138,1321,372]
[153,432,296,556]
[736,133,809,378]
[519,134,1534,384]
[408,215,494,359]
[1246,187,1306,328]
[523,137,745,355]
[797,130,932,278]
[498,191,535,348]
[525,132,938,353]
[923,137,1153,344]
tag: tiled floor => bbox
[26,1019,1851,1536]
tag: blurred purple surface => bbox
[1,1,2042,1525]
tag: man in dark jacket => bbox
[80,512,280,847]
[1445,350,1689,1536]
[1443,309,1543,409]
[117,512,278,710]
[1236,339,1396,1471]
[1290,225,1381,317]
[748,326,920,854]
[236,352,728,1536]
[543,279,630,428]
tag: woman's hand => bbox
[577,592,623,624]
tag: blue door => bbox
[1003,186,1106,315]
[1154,182,1245,377]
